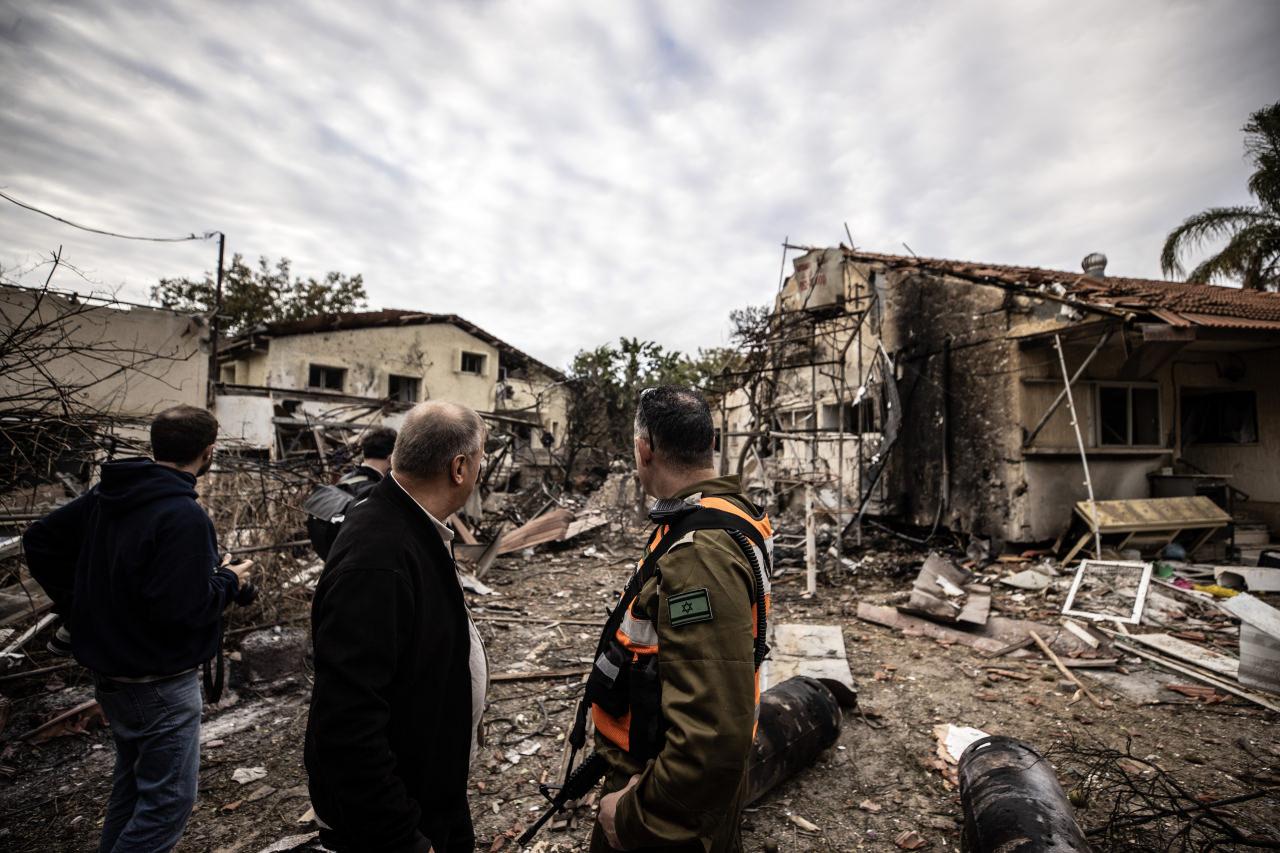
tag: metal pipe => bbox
[958,736,1091,852]
[746,676,842,805]
[1055,334,1101,558]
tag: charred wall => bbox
[873,268,1024,543]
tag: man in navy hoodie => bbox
[24,405,253,853]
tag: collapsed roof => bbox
[840,249,1280,330]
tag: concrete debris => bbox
[765,623,857,696]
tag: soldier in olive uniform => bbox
[588,386,772,853]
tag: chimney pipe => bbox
[1081,252,1107,278]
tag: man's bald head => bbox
[392,401,487,478]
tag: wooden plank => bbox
[1124,633,1239,678]
[1111,640,1280,713]
[448,514,478,545]
[496,509,574,555]
[1074,496,1230,534]
[491,667,589,683]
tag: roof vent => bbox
[1081,252,1107,278]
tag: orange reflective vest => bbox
[588,496,773,758]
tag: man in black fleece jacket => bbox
[24,405,252,853]
[306,401,488,853]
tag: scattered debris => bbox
[902,552,990,626]
[22,699,105,743]
[786,813,820,833]
[894,829,929,849]
[232,766,269,785]
[765,623,856,695]
[1221,593,1280,694]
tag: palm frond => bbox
[1160,206,1269,277]
[1184,222,1280,289]
[1243,102,1280,212]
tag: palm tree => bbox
[1161,102,1280,291]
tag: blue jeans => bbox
[93,671,202,853]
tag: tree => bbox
[1161,102,1280,291]
[152,254,369,335]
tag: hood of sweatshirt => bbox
[94,458,198,515]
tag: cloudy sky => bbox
[2,1,1277,369]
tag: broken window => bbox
[460,351,487,375]
[820,399,877,432]
[1181,389,1259,445]
[1097,383,1161,446]
[308,364,346,392]
[388,374,420,403]
[778,408,814,431]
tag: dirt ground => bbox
[1,526,1278,852]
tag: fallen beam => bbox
[490,668,590,683]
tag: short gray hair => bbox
[392,402,486,476]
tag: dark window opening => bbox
[1098,384,1161,446]
[460,351,486,375]
[1181,389,1258,444]
[388,374,420,403]
[308,364,345,392]
[820,398,877,432]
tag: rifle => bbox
[517,751,608,846]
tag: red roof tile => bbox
[840,250,1280,326]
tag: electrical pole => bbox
[207,231,225,408]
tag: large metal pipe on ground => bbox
[958,735,1091,853]
[746,676,842,805]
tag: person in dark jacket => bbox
[23,405,253,853]
[304,425,396,559]
[306,401,488,853]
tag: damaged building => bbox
[720,247,1280,554]
[0,282,210,492]
[214,309,568,485]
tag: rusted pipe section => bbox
[746,676,842,804]
[959,736,1091,852]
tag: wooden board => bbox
[1063,497,1230,563]
[495,509,574,555]
[1074,496,1230,533]
[1124,633,1239,678]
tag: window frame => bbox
[1094,381,1163,448]
[308,363,347,392]
[387,374,421,403]
[460,351,487,376]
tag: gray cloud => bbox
[2,0,1278,368]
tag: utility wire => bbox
[0,188,214,243]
